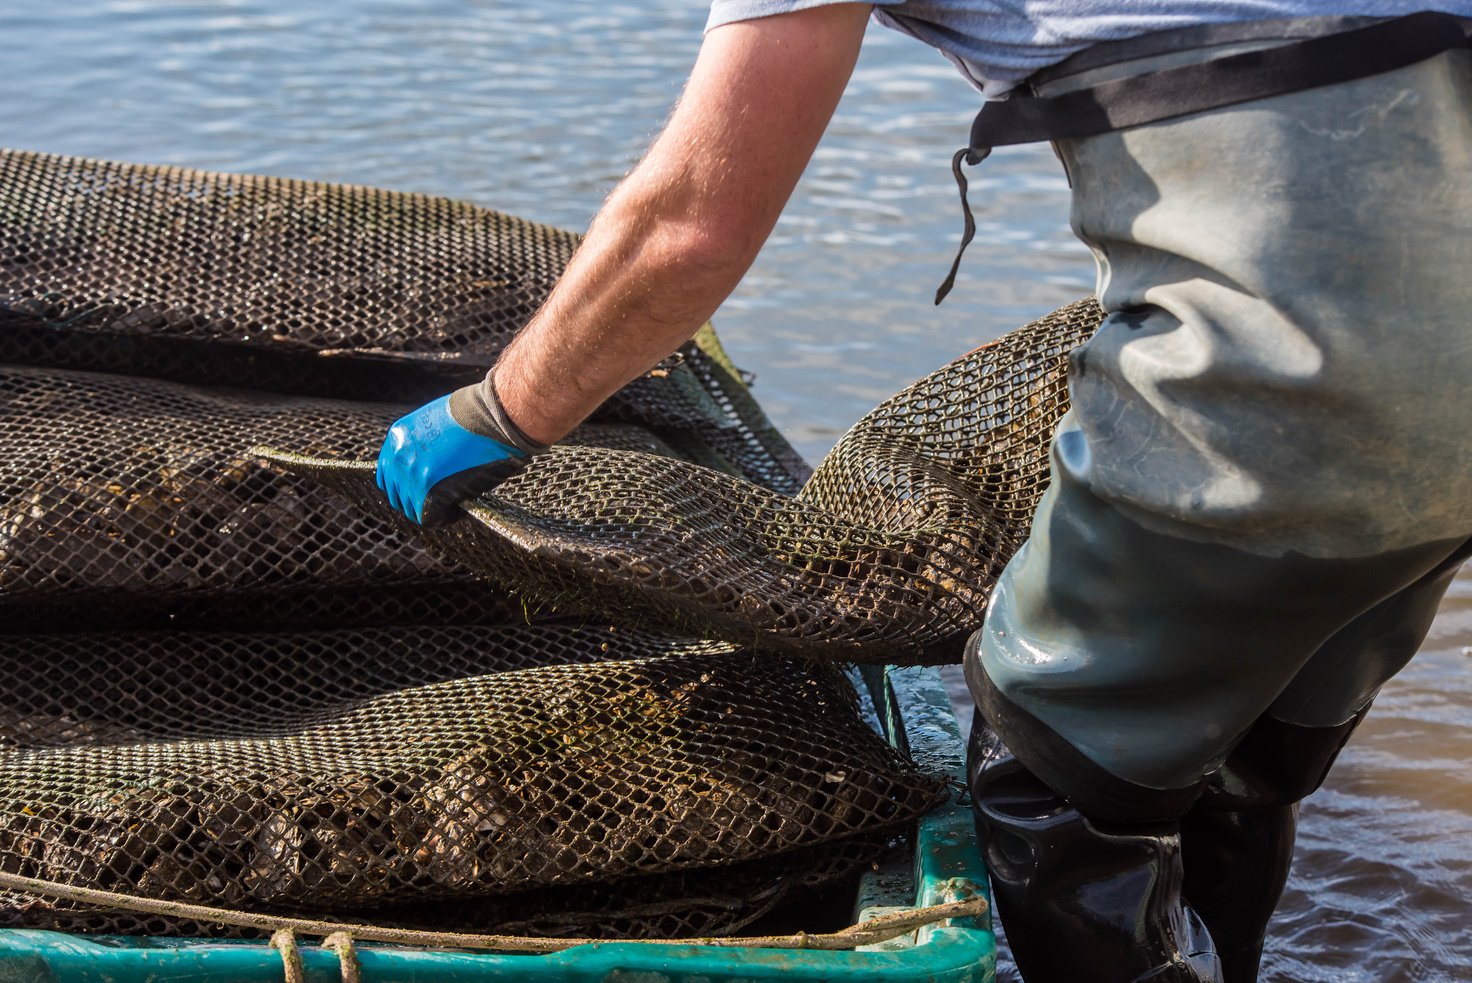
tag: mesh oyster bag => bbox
[0,149,570,366]
[0,628,943,930]
[0,363,457,629]
[0,149,809,491]
[0,363,699,631]
[275,299,1105,665]
[0,832,895,941]
[0,151,1099,938]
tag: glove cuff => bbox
[447,374,551,455]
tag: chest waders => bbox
[942,14,1472,983]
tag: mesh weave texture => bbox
[0,832,893,940]
[0,363,688,631]
[0,630,941,924]
[0,149,810,492]
[0,150,1101,938]
[278,300,1104,665]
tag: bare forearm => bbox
[375,5,870,526]
[492,171,751,445]
[490,3,872,446]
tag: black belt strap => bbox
[935,11,1472,304]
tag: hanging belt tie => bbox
[934,10,1471,304]
[933,147,986,305]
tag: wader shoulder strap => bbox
[936,11,1472,304]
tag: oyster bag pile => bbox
[0,149,1103,937]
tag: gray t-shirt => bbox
[706,1,1465,97]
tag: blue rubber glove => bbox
[375,379,547,526]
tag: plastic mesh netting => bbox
[0,148,1100,938]
[0,630,938,931]
[0,363,689,631]
[276,300,1104,665]
[0,152,574,355]
[0,149,809,492]
[0,832,894,940]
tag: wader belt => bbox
[935,11,1472,303]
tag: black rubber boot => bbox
[1177,708,1369,983]
[968,718,1224,983]
[1179,802,1295,983]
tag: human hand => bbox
[375,380,547,525]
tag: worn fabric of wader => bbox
[953,15,1472,983]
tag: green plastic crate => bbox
[0,665,994,983]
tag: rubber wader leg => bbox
[969,716,1224,983]
[1180,543,1471,983]
[1178,707,1369,983]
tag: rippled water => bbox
[5,2,1468,979]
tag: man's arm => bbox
[376,3,870,523]
[494,3,872,444]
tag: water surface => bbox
[4,3,1468,979]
